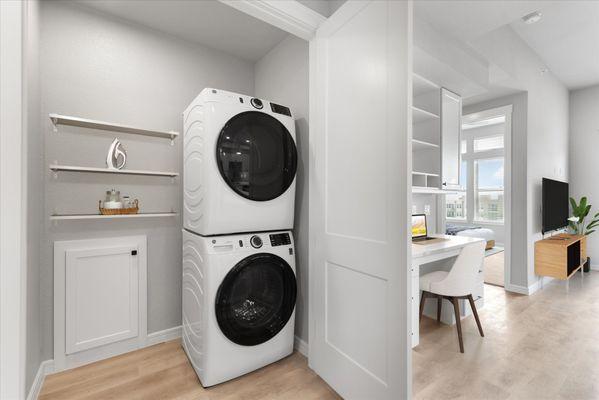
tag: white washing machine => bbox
[182,229,296,387]
[183,88,297,236]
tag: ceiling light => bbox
[522,11,542,24]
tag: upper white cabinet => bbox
[411,74,462,193]
[440,88,462,190]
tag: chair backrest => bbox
[430,240,486,297]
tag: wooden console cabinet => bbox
[535,234,586,280]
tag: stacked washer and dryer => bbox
[182,88,298,387]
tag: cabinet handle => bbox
[442,182,447,186]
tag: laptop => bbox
[411,214,443,243]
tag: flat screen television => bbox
[542,178,569,234]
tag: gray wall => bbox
[254,35,310,343]
[39,2,254,359]
[25,0,43,393]
[464,92,528,289]
[569,84,599,266]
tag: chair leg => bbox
[436,296,442,322]
[419,291,427,323]
[451,297,464,353]
[468,294,484,337]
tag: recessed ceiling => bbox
[76,0,290,62]
[510,1,599,90]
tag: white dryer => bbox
[182,229,296,387]
[183,88,297,236]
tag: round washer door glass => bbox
[216,111,297,201]
[215,253,296,346]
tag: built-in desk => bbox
[411,235,486,347]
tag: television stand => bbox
[535,234,586,280]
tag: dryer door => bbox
[215,253,296,346]
[216,111,297,201]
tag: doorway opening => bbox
[457,106,512,288]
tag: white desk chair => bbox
[419,240,485,353]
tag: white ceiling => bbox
[76,0,289,62]
[415,0,599,90]
[511,1,599,90]
[414,1,553,43]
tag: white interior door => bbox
[309,1,412,399]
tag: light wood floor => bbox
[414,271,599,399]
[39,342,340,400]
[40,272,599,400]
[484,250,505,287]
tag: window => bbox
[475,158,504,222]
[446,192,467,220]
[473,135,503,152]
[460,139,467,154]
[446,160,468,220]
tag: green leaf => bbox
[586,230,595,235]
[570,197,578,212]
[581,197,588,210]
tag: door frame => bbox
[462,105,513,290]
[1,1,27,398]
[220,1,413,397]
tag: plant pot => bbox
[583,256,591,273]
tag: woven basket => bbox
[99,199,139,215]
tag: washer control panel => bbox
[250,98,263,109]
[269,233,291,247]
[250,235,263,249]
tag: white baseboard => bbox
[504,283,529,295]
[591,264,599,271]
[26,360,55,400]
[146,325,182,346]
[294,335,308,357]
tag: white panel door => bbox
[65,246,139,354]
[309,1,412,399]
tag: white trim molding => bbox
[26,360,54,400]
[294,335,309,357]
[219,0,326,41]
[146,325,182,347]
[1,1,27,398]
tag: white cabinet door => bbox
[309,1,411,399]
[54,235,147,371]
[441,88,462,189]
[65,246,139,354]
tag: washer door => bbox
[215,253,296,346]
[216,111,297,201]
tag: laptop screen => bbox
[411,214,427,238]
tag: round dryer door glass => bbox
[215,253,296,346]
[216,111,297,201]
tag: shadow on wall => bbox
[293,116,309,341]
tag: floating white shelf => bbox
[412,139,439,151]
[412,106,440,124]
[50,212,178,221]
[412,171,439,177]
[413,73,440,97]
[49,113,179,141]
[49,164,179,177]
[412,186,458,195]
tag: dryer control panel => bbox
[269,233,291,247]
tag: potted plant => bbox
[569,196,599,272]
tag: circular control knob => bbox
[250,98,263,109]
[250,235,263,249]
